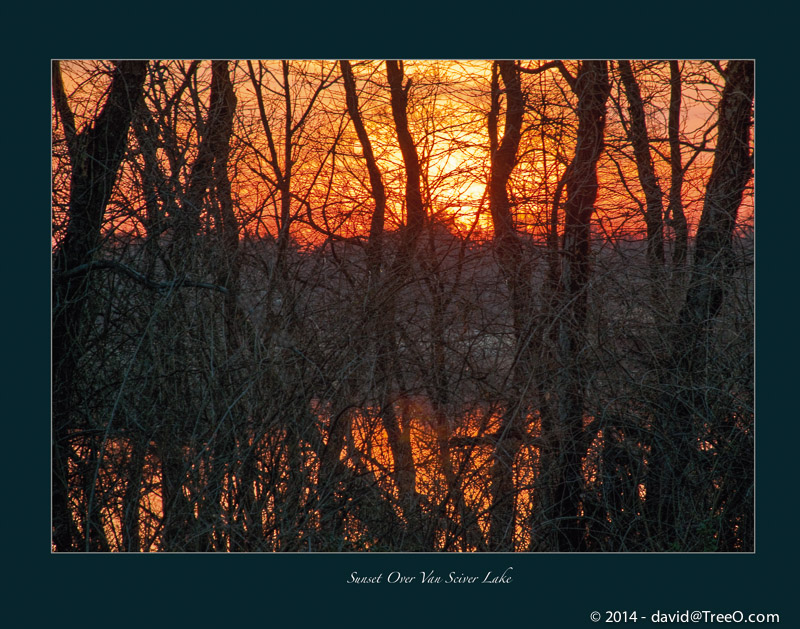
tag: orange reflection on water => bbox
[67,400,663,551]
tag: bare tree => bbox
[618,60,665,273]
[52,60,148,551]
[667,60,688,270]
[549,60,611,551]
[652,60,754,548]
[52,59,753,553]
[484,60,534,551]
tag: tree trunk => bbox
[551,60,610,551]
[386,61,425,249]
[651,60,754,548]
[208,61,239,293]
[619,61,664,296]
[485,60,532,551]
[667,61,688,270]
[380,60,427,547]
[52,60,148,551]
[340,60,387,277]
[333,60,399,546]
[678,60,754,336]
[618,60,665,273]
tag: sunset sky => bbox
[53,60,751,248]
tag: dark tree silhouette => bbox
[51,60,753,553]
[52,60,148,551]
[550,60,611,551]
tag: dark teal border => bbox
[20,5,791,626]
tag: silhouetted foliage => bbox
[52,60,753,552]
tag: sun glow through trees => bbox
[52,60,754,552]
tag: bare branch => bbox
[521,60,576,90]
[52,61,80,160]
[56,259,229,294]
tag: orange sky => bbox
[53,60,754,249]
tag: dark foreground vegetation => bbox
[52,60,754,551]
